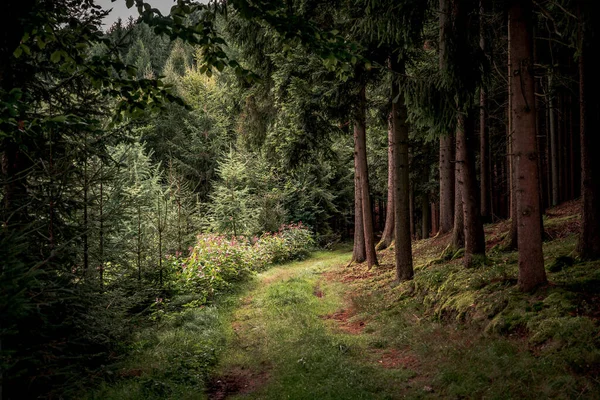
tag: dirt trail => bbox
[205,251,426,400]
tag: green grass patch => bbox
[82,279,258,400]
[214,249,415,399]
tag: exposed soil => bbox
[372,348,420,370]
[322,307,366,334]
[313,284,324,298]
[206,366,269,400]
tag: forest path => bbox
[206,249,422,400]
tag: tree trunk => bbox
[409,185,415,239]
[377,111,395,250]
[392,60,413,281]
[438,0,455,235]
[507,30,518,250]
[452,141,465,250]
[509,0,547,291]
[99,175,104,287]
[83,143,89,274]
[479,0,491,222]
[549,75,559,206]
[354,85,378,268]
[577,1,600,260]
[508,128,519,249]
[352,156,366,263]
[431,202,439,236]
[439,135,455,234]
[456,111,486,266]
[421,194,430,240]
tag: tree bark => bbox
[479,0,491,222]
[392,59,413,281]
[352,153,366,263]
[439,135,455,234]
[456,111,486,266]
[377,111,395,250]
[509,0,547,291]
[507,27,518,250]
[354,85,378,267]
[438,0,455,235]
[577,1,600,260]
[549,75,559,206]
[452,141,465,250]
[431,202,439,236]
[421,193,430,240]
[409,185,415,239]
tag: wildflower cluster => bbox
[173,223,314,300]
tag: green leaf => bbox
[49,116,67,123]
[13,47,23,58]
[126,0,134,8]
[51,51,61,63]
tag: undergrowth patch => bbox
[329,205,600,399]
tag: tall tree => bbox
[377,112,395,250]
[352,161,367,263]
[392,59,413,281]
[508,0,547,291]
[577,0,600,260]
[354,84,379,267]
[452,151,465,249]
[438,0,455,235]
[479,0,491,221]
[456,111,486,264]
[449,0,486,265]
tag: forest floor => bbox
[86,200,600,400]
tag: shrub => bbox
[174,234,254,300]
[173,223,314,300]
[254,223,314,266]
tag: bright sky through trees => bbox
[96,0,175,27]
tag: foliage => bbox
[175,223,314,301]
[254,223,315,265]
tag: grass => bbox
[213,249,415,399]
[84,201,600,399]
[82,280,258,400]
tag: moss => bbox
[547,255,576,272]
[451,247,465,260]
[528,316,597,347]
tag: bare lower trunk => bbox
[392,59,413,281]
[549,75,559,206]
[99,176,104,287]
[509,0,547,291]
[577,1,600,260]
[352,158,366,263]
[378,112,395,250]
[452,153,465,250]
[421,193,430,240]
[439,135,455,234]
[438,0,454,235]
[354,85,378,268]
[456,111,486,266]
[480,0,491,221]
[409,185,415,239]
[507,31,518,250]
[431,202,439,235]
